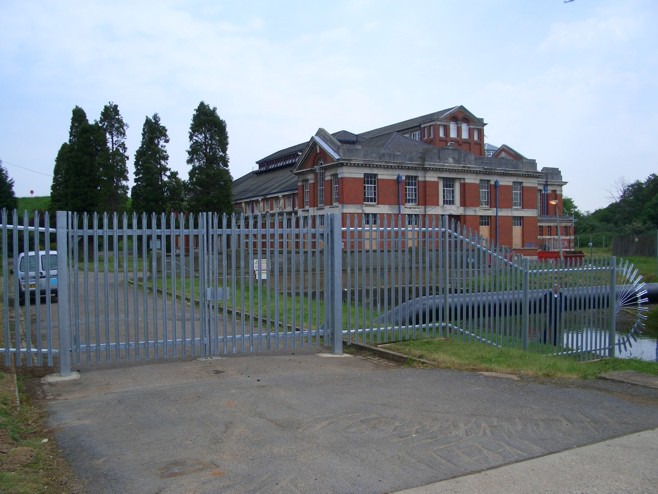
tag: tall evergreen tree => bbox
[50,106,106,213]
[49,143,70,213]
[131,114,173,214]
[185,102,233,214]
[98,102,130,212]
[165,170,186,213]
[0,160,18,211]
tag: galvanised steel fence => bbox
[0,210,648,375]
[341,214,647,359]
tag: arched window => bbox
[449,119,458,138]
[461,120,469,140]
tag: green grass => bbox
[384,337,658,379]
[16,196,50,215]
[0,372,81,493]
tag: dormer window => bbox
[411,130,421,141]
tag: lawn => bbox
[383,337,658,380]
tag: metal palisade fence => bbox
[0,210,648,374]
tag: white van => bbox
[13,251,58,305]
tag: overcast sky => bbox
[1,0,656,213]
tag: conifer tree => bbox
[131,114,173,214]
[185,102,233,214]
[0,160,18,211]
[98,102,130,212]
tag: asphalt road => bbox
[36,349,658,493]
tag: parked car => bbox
[12,251,58,305]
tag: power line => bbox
[0,158,53,178]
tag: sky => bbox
[1,0,656,213]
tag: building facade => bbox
[232,106,573,256]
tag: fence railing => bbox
[0,210,648,374]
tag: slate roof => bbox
[357,106,485,139]
[235,106,504,199]
[232,164,297,202]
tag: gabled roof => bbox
[293,128,470,173]
[492,144,527,161]
[252,105,485,171]
[357,105,486,139]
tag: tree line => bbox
[48,101,233,216]
[569,173,658,240]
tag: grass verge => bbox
[383,337,658,380]
[0,369,86,493]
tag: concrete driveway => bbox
[37,349,658,493]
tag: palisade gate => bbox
[0,210,648,375]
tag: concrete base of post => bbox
[41,372,81,383]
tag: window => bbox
[547,226,552,236]
[303,180,309,207]
[407,214,420,227]
[442,178,455,205]
[539,226,544,236]
[450,120,458,138]
[513,181,523,208]
[405,175,418,205]
[317,170,325,207]
[439,125,446,138]
[479,216,490,226]
[364,173,377,204]
[461,121,469,140]
[480,179,490,207]
[513,216,523,227]
[331,174,339,205]
[473,128,480,141]
[410,130,421,141]
[423,126,434,139]
[364,213,377,226]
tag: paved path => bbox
[37,350,658,493]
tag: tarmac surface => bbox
[37,348,658,493]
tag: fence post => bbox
[608,256,617,358]
[327,213,343,354]
[522,258,529,350]
[442,216,450,333]
[56,211,71,377]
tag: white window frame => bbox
[513,216,523,227]
[364,213,377,226]
[473,128,480,141]
[331,174,339,205]
[364,173,377,204]
[303,179,309,208]
[317,170,325,207]
[479,216,491,226]
[513,181,523,208]
[461,122,469,140]
[411,130,421,141]
[407,214,420,227]
[442,178,455,205]
[450,121,458,138]
[480,179,490,207]
[405,175,418,205]
[439,125,446,138]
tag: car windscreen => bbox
[42,253,58,272]
[18,255,38,273]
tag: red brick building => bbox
[233,106,572,256]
